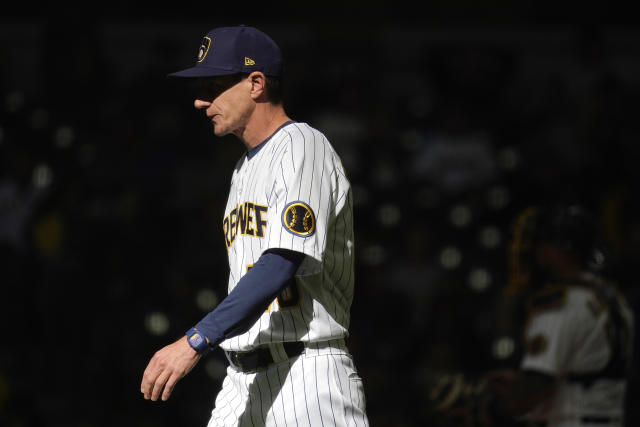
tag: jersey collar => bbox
[247,120,295,159]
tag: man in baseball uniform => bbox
[495,205,635,426]
[140,25,369,427]
[428,205,634,427]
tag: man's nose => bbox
[194,99,211,109]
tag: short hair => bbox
[239,73,283,105]
[264,75,284,105]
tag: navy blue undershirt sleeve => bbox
[194,248,305,348]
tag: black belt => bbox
[225,342,305,373]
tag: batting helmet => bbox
[505,204,603,295]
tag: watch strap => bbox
[186,327,210,354]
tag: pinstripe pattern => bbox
[207,342,369,427]
[219,122,355,352]
[210,122,367,426]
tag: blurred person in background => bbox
[426,204,635,427]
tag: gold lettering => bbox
[230,207,238,243]
[245,202,255,236]
[223,217,230,248]
[238,203,248,235]
[224,202,266,247]
[254,205,268,238]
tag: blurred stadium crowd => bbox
[1,13,640,427]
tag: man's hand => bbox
[141,336,202,401]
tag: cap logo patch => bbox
[282,201,316,237]
[244,57,255,66]
[197,36,211,63]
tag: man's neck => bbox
[237,104,290,150]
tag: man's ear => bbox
[248,72,266,100]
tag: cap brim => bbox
[167,66,238,78]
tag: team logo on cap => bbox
[197,36,211,63]
[282,201,315,237]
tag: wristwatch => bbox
[186,327,210,354]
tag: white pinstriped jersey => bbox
[219,121,355,352]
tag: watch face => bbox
[189,332,204,347]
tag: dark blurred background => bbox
[1,2,639,426]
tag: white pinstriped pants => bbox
[207,340,369,427]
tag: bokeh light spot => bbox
[487,186,509,210]
[145,312,170,336]
[32,164,53,188]
[362,245,387,266]
[54,126,75,148]
[439,246,462,270]
[468,268,491,292]
[377,203,401,227]
[196,288,219,312]
[479,226,501,249]
[492,336,515,359]
[498,146,521,171]
[450,204,472,228]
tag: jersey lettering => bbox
[237,203,248,235]
[224,202,268,248]
[254,204,267,237]
[229,207,238,243]
[222,217,231,247]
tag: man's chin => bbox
[212,125,227,137]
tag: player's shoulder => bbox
[272,121,339,159]
[527,274,617,320]
[278,121,328,143]
[527,281,594,315]
[527,284,570,315]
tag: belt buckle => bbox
[231,352,243,371]
[226,351,244,372]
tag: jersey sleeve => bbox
[194,249,305,347]
[263,125,348,263]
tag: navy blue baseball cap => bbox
[168,25,282,78]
